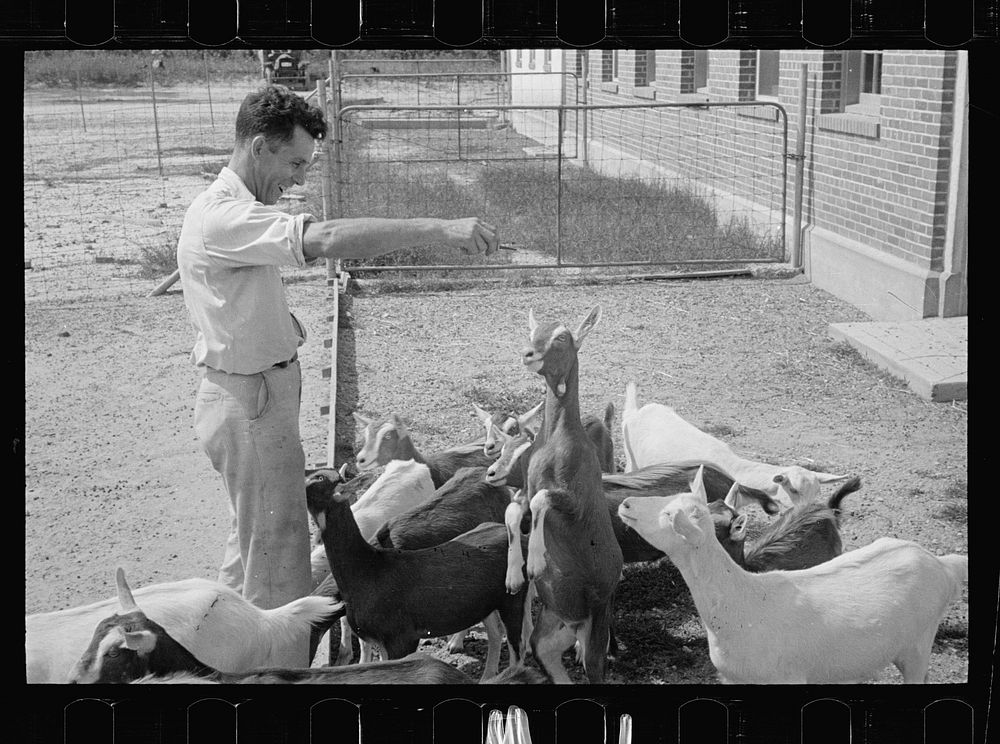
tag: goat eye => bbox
[108,649,119,658]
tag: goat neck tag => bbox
[556,379,567,397]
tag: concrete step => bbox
[828,317,967,402]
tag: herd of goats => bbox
[26,305,967,686]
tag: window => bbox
[756,51,781,99]
[694,50,709,91]
[843,50,883,115]
[575,50,583,77]
[543,49,552,71]
[515,49,522,68]
[643,50,657,85]
[612,50,621,81]
[528,49,535,70]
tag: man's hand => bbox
[441,217,499,256]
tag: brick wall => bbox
[567,49,958,276]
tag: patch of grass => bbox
[702,423,737,438]
[322,150,783,287]
[25,50,260,88]
[934,500,968,525]
[943,481,967,500]
[136,236,178,279]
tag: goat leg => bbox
[525,490,552,580]
[479,611,504,681]
[504,500,528,593]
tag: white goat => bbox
[307,458,437,666]
[27,571,341,684]
[621,381,851,508]
[617,466,968,684]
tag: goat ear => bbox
[116,567,139,613]
[527,308,538,333]
[670,506,704,542]
[816,472,850,484]
[572,305,602,348]
[723,482,742,510]
[519,400,545,434]
[689,465,708,503]
[122,629,158,654]
[337,463,349,481]
[730,514,749,541]
[352,411,371,427]
[472,403,492,425]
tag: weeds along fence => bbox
[332,101,789,275]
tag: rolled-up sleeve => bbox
[202,197,315,268]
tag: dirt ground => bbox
[24,259,969,685]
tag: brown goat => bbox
[512,305,624,684]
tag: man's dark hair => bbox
[235,84,327,147]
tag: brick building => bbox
[507,49,968,322]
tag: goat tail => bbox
[938,554,968,587]
[624,381,639,415]
[265,596,347,635]
[480,663,550,684]
[828,475,863,521]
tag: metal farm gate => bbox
[331,101,789,275]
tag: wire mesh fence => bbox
[23,52,271,303]
[24,51,789,304]
[335,101,788,274]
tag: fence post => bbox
[203,51,215,129]
[456,73,463,160]
[76,69,87,132]
[790,63,808,270]
[148,57,164,178]
[316,80,332,222]
[580,51,589,165]
[556,105,564,266]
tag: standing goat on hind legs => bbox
[509,304,624,684]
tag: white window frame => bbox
[756,50,781,101]
[611,50,621,82]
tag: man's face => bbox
[252,125,316,205]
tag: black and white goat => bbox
[70,569,546,685]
